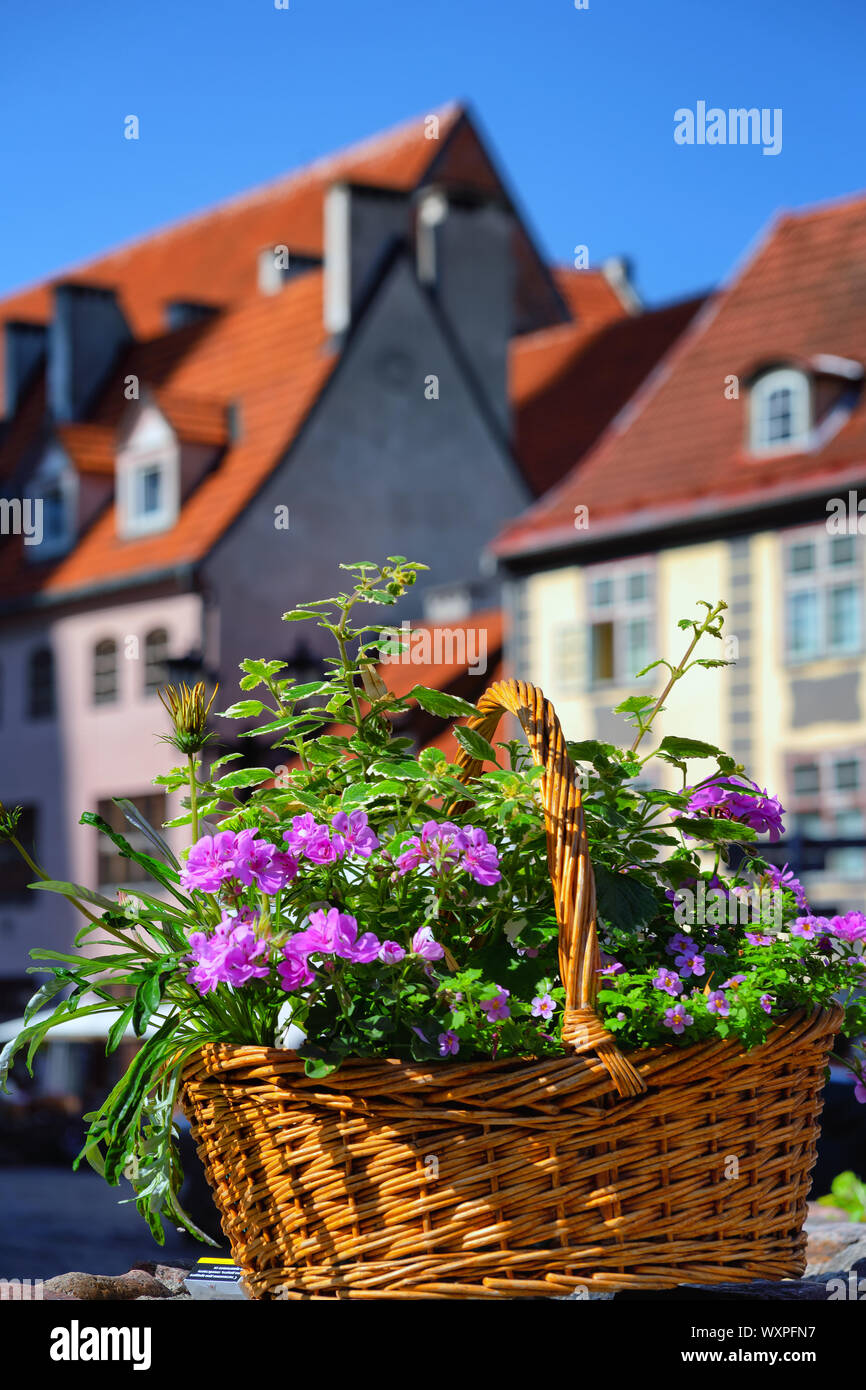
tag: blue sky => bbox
[0,0,863,306]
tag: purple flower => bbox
[394,821,464,877]
[854,1070,866,1105]
[180,830,239,893]
[653,967,683,997]
[706,990,729,1017]
[721,973,747,989]
[791,915,826,941]
[411,925,445,961]
[283,813,337,865]
[378,940,406,965]
[458,827,502,886]
[760,993,775,1015]
[674,947,705,979]
[285,907,381,967]
[663,1004,694,1036]
[665,931,694,958]
[480,987,511,1023]
[531,992,556,1020]
[186,911,270,994]
[745,930,774,946]
[829,912,866,944]
[277,950,316,992]
[682,777,785,842]
[438,1030,460,1057]
[762,862,808,911]
[331,810,380,859]
[598,953,624,977]
[232,829,299,894]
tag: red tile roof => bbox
[498,193,866,557]
[0,105,693,604]
[510,287,705,498]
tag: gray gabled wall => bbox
[203,256,529,682]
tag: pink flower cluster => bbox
[181,829,298,896]
[282,811,380,866]
[186,909,270,994]
[394,821,501,886]
[792,912,866,948]
[276,910,446,992]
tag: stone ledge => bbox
[34,1213,866,1301]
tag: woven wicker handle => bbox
[453,678,646,1099]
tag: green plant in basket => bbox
[1,560,864,1245]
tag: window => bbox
[835,759,860,791]
[783,525,862,662]
[0,807,37,899]
[786,748,866,881]
[750,368,811,454]
[26,444,77,561]
[27,647,55,720]
[93,639,118,705]
[96,794,167,887]
[143,629,168,695]
[792,762,820,796]
[116,406,179,539]
[586,563,655,686]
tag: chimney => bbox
[416,190,514,435]
[48,282,132,422]
[4,320,48,417]
[323,183,411,336]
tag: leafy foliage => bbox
[1,562,864,1248]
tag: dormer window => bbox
[749,367,811,454]
[26,443,77,560]
[116,404,179,539]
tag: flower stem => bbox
[188,755,199,843]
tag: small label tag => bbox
[184,1258,250,1300]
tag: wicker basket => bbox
[180,679,840,1299]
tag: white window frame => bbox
[584,559,656,688]
[116,407,179,539]
[782,523,863,665]
[749,367,812,455]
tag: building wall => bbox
[0,593,200,984]
[514,522,866,911]
[204,257,529,685]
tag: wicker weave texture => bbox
[179,679,841,1298]
[181,1007,839,1298]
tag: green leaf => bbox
[594,864,659,932]
[408,686,478,719]
[79,813,179,888]
[282,610,319,621]
[671,817,758,843]
[303,1056,339,1079]
[341,780,406,810]
[453,726,499,764]
[367,759,425,781]
[114,799,180,870]
[657,736,723,760]
[419,747,448,772]
[613,695,656,715]
[30,880,120,912]
[219,700,266,719]
[213,768,273,790]
[567,739,617,764]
